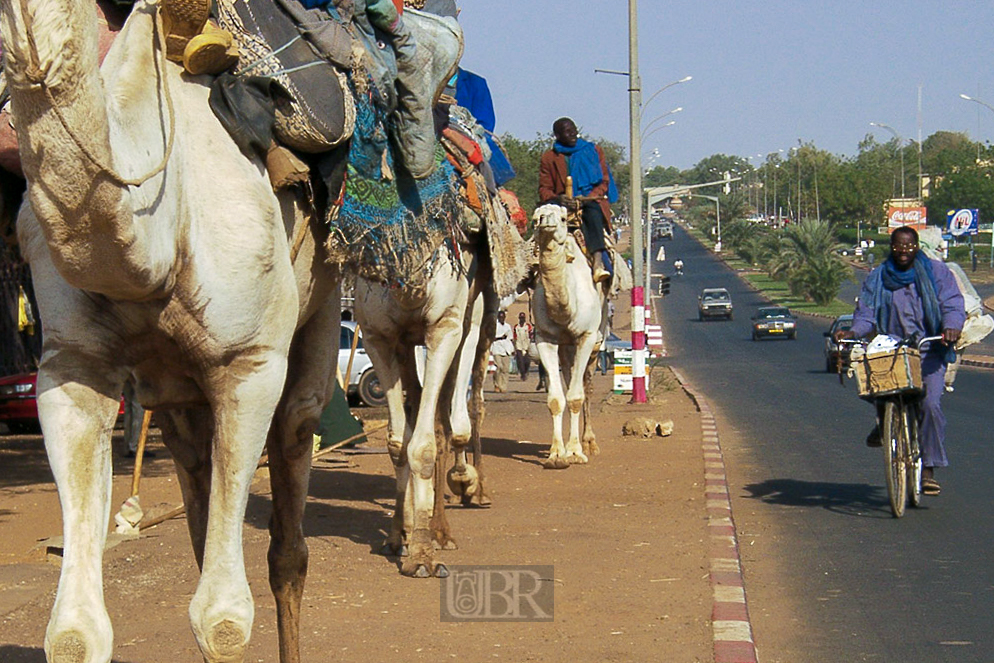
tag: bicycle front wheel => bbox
[906,402,922,508]
[882,401,908,518]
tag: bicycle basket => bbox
[851,346,922,397]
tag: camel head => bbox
[533,203,569,247]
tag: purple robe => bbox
[850,257,965,468]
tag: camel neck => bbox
[0,1,169,298]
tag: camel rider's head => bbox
[553,118,578,148]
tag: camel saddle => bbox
[215,0,356,153]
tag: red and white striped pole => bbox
[627,0,647,404]
[631,286,647,402]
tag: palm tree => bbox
[778,220,851,304]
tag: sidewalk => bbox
[0,346,745,662]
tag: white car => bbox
[339,321,386,407]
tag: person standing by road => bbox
[513,312,533,380]
[835,226,965,496]
[538,117,618,283]
[492,310,514,392]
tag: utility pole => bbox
[628,0,646,404]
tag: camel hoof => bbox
[447,465,480,497]
[566,453,588,465]
[478,492,493,507]
[205,619,247,662]
[435,563,450,578]
[408,564,432,578]
[49,630,89,663]
[442,539,458,551]
[583,440,601,456]
[399,544,409,557]
[542,457,570,470]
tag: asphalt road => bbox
[651,223,994,662]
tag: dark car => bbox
[823,314,855,372]
[0,372,40,434]
[0,373,127,435]
[698,287,733,321]
[751,306,798,341]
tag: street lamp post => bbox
[640,76,692,119]
[870,122,906,198]
[625,0,647,403]
[594,61,690,403]
[694,193,721,250]
[959,94,994,266]
[640,107,682,142]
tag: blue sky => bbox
[457,1,994,170]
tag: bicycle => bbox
[840,335,943,518]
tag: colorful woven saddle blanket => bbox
[325,81,460,290]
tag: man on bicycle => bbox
[836,226,965,496]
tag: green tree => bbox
[779,220,850,305]
[498,132,547,218]
[927,165,994,227]
[685,154,751,186]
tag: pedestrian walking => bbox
[513,312,533,380]
[492,311,514,392]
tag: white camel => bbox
[1,2,341,662]
[531,203,618,469]
[355,243,496,577]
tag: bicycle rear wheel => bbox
[906,402,922,508]
[882,401,907,518]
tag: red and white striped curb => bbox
[671,368,759,663]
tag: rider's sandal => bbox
[160,0,211,62]
[921,477,941,496]
[182,24,239,76]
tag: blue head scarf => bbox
[553,138,619,203]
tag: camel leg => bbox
[564,337,597,464]
[360,332,409,555]
[536,341,570,470]
[187,354,288,663]
[157,407,214,568]
[266,300,339,663]
[581,351,600,457]
[446,289,484,505]
[402,309,465,578]
[38,363,122,663]
[430,410,457,551]
[468,286,498,505]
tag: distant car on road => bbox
[750,306,798,341]
[656,221,674,240]
[698,287,733,321]
[339,321,386,407]
[823,314,855,372]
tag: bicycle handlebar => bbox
[838,335,945,351]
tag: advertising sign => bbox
[946,208,979,237]
[886,206,927,232]
[612,350,649,394]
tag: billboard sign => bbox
[946,208,979,237]
[886,206,927,232]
